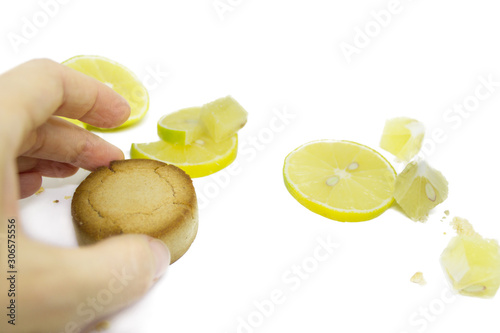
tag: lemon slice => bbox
[283,140,396,222]
[157,107,205,145]
[380,117,425,162]
[62,55,149,130]
[130,135,238,178]
[57,116,85,127]
[393,160,448,222]
[201,96,248,143]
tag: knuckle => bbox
[68,137,90,165]
[27,58,59,71]
[23,127,46,157]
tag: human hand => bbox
[0,59,170,333]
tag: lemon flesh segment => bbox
[440,218,500,298]
[130,135,238,178]
[380,117,425,162]
[283,140,396,222]
[157,107,205,145]
[201,96,248,143]
[62,55,149,130]
[393,160,448,222]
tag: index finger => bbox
[0,58,131,140]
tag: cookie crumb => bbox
[93,321,110,331]
[64,196,72,200]
[410,272,427,286]
[451,217,475,236]
[441,210,450,222]
[53,200,59,203]
[35,187,45,195]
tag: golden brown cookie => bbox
[71,159,198,263]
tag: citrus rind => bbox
[130,135,238,178]
[157,107,205,145]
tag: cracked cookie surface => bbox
[71,159,198,263]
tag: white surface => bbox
[2,0,500,332]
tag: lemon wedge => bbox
[131,135,238,178]
[441,217,500,298]
[283,140,396,222]
[393,160,448,222]
[157,107,205,145]
[380,117,425,162]
[201,96,248,143]
[62,55,149,130]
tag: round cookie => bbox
[71,159,198,263]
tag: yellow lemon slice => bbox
[283,140,396,222]
[62,55,149,130]
[157,107,205,145]
[130,135,238,178]
[57,116,85,127]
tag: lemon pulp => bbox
[440,217,500,298]
[380,117,425,162]
[283,140,396,222]
[393,160,448,222]
[201,96,248,143]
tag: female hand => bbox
[0,59,170,333]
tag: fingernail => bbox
[148,238,170,281]
[115,94,131,124]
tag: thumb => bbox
[13,234,170,333]
[68,234,170,328]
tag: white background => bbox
[2,0,500,332]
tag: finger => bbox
[20,116,124,171]
[0,159,20,223]
[18,171,42,198]
[54,64,131,127]
[16,235,169,332]
[76,235,170,310]
[17,157,79,178]
[0,58,130,147]
[13,235,169,332]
